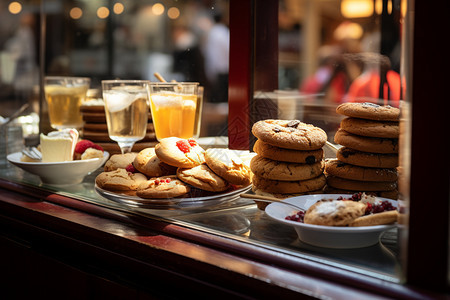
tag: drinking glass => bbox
[148,82,199,140]
[102,80,149,154]
[44,76,90,130]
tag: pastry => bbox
[251,174,326,194]
[250,155,324,181]
[253,139,323,164]
[336,102,400,121]
[304,199,366,226]
[340,117,399,138]
[133,147,177,177]
[204,148,251,186]
[349,210,398,227]
[136,175,190,199]
[251,119,327,150]
[334,129,398,153]
[336,147,398,168]
[177,164,229,192]
[40,129,79,162]
[155,137,205,168]
[104,152,138,171]
[95,168,147,191]
[325,158,397,182]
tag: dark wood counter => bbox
[0,178,441,299]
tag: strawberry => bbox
[74,140,103,154]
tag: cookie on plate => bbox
[326,175,397,192]
[133,147,177,177]
[304,199,366,226]
[325,158,398,182]
[252,174,326,194]
[204,148,251,186]
[252,119,327,150]
[95,168,147,191]
[155,137,205,168]
[104,152,138,171]
[336,147,398,168]
[177,164,229,192]
[334,129,399,154]
[253,139,324,163]
[250,155,324,181]
[336,102,400,121]
[340,117,399,138]
[136,175,190,199]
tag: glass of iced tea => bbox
[44,76,90,130]
[102,80,149,154]
[149,82,200,140]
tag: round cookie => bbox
[104,152,138,171]
[252,119,327,150]
[250,155,324,181]
[336,147,398,168]
[253,139,324,163]
[177,164,229,192]
[325,159,397,182]
[95,168,147,191]
[136,175,190,199]
[252,174,326,194]
[133,147,177,177]
[204,148,251,186]
[304,199,366,226]
[326,175,397,191]
[340,117,399,138]
[155,137,205,168]
[334,129,399,153]
[336,102,400,121]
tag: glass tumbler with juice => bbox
[149,82,199,140]
[44,76,90,130]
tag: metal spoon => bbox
[240,193,306,212]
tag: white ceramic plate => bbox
[265,194,397,249]
[95,184,251,210]
[7,151,109,185]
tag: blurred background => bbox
[0,0,403,138]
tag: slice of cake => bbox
[40,129,79,162]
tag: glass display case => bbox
[0,0,448,297]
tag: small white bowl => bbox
[265,194,397,249]
[7,151,109,185]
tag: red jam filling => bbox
[154,178,171,185]
[176,140,191,153]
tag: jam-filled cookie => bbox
[204,148,252,186]
[155,137,205,168]
[133,147,177,177]
[95,168,147,191]
[252,119,327,150]
[177,164,229,192]
[336,102,400,121]
[104,152,138,171]
[253,139,324,164]
[136,175,190,199]
[304,199,366,226]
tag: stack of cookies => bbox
[250,119,328,208]
[80,99,157,155]
[325,102,400,199]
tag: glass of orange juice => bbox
[149,82,200,140]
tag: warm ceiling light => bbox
[167,7,180,19]
[97,6,110,19]
[341,0,373,18]
[8,2,22,14]
[70,7,83,19]
[114,3,124,14]
[152,3,165,16]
